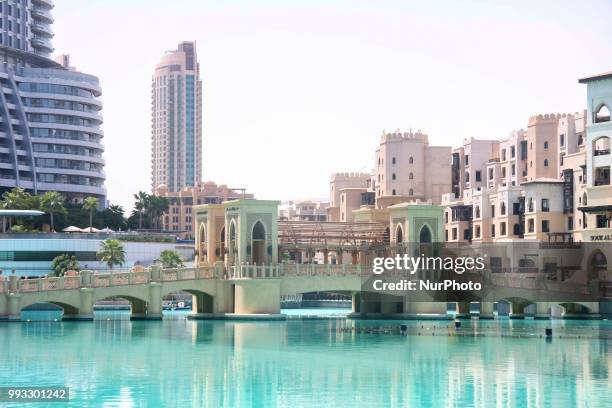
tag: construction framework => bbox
[278,220,389,251]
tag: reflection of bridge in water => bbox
[1,199,611,321]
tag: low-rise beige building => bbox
[156,181,253,238]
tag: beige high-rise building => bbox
[151,41,203,192]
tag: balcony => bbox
[594,149,610,156]
[32,0,54,8]
[31,7,54,23]
[30,37,54,52]
[30,22,54,38]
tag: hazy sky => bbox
[52,0,612,211]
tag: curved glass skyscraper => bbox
[0,0,105,204]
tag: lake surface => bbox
[1,310,611,407]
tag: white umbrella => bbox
[62,226,82,232]
[100,227,114,233]
[80,227,100,233]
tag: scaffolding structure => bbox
[278,220,389,251]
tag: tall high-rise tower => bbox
[151,41,202,192]
[0,0,106,205]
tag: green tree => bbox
[147,195,169,230]
[40,191,66,232]
[1,188,34,229]
[159,250,184,269]
[133,191,149,229]
[51,254,80,277]
[83,196,99,231]
[97,239,126,270]
[100,204,126,231]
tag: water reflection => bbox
[0,316,610,407]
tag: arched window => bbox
[392,189,396,195]
[419,226,432,244]
[595,104,611,123]
[396,225,404,243]
[475,206,480,218]
[392,173,396,180]
[578,135,584,145]
[409,157,414,164]
[544,159,549,167]
[252,221,265,240]
[409,188,414,196]
[409,172,414,180]
[392,157,396,165]
[528,198,534,212]
[501,202,506,215]
[544,141,549,149]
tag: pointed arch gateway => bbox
[251,220,267,265]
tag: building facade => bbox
[0,0,106,204]
[327,172,371,221]
[151,41,202,193]
[442,111,589,244]
[279,200,329,222]
[578,71,612,242]
[156,181,252,238]
[374,130,451,208]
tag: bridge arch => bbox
[495,297,536,316]
[162,288,215,314]
[21,300,79,317]
[93,294,150,316]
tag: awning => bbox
[578,205,612,213]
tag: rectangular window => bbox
[444,230,448,241]
[541,199,550,212]
[465,155,469,166]
[475,226,481,238]
[502,149,506,161]
[452,228,457,240]
[511,146,516,158]
[491,224,496,237]
[489,168,494,180]
[475,170,481,182]
[502,167,506,178]
[491,205,495,218]
[568,216,573,231]
[528,219,535,233]
[560,134,565,147]
[501,222,506,236]
[541,220,550,233]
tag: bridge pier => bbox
[7,293,22,321]
[63,288,93,321]
[478,302,495,319]
[233,279,281,315]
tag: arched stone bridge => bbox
[0,263,604,321]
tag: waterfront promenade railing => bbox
[1,262,601,297]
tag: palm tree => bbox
[1,187,33,230]
[40,191,66,232]
[148,196,169,230]
[133,191,149,229]
[159,250,184,268]
[83,196,98,232]
[97,239,126,270]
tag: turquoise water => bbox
[1,310,611,407]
